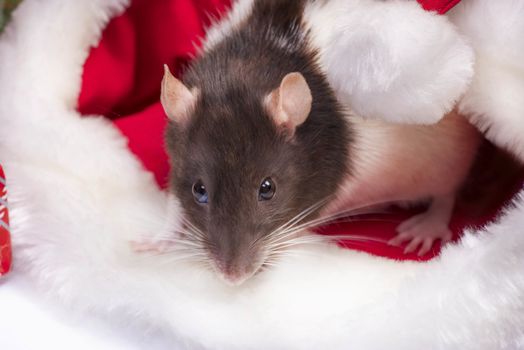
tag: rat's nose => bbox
[209,233,264,285]
[215,260,261,286]
[220,271,252,286]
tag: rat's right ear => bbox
[161,64,197,125]
[264,72,312,139]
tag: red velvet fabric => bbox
[417,0,462,14]
[77,0,473,262]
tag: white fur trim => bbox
[449,0,524,162]
[305,0,474,124]
[202,0,255,52]
[0,0,523,349]
[0,0,127,113]
[0,276,170,350]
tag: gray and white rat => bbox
[140,0,481,285]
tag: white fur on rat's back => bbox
[325,110,482,215]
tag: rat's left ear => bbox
[264,72,312,138]
[161,64,197,127]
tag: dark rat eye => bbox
[192,180,208,204]
[259,177,275,201]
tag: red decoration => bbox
[0,165,11,276]
[78,0,479,262]
[417,0,461,14]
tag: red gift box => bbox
[0,165,11,276]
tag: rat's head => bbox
[161,65,349,285]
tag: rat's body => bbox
[152,0,481,285]
[326,111,480,253]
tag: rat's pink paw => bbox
[130,240,171,254]
[389,212,453,256]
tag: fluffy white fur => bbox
[304,0,474,124]
[448,1,524,161]
[0,0,523,349]
[0,276,171,350]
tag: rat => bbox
[138,0,481,285]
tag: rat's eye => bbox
[192,180,208,204]
[259,177,275,201]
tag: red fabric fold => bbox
[417,0,461,14]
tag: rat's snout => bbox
[218,264,256,286]
[214,254,263,286]
[210,238,264,286]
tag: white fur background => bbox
[0,0,523,349]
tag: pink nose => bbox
[215,262,259,286]
[220,272,251,286]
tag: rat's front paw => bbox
[388,212,453,256]
[130,239,172,254]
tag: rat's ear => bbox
[161,64,197,125]
[264,72,312,138]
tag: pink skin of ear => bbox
[265,72,312,137]
[161,64,198,125]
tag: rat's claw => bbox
[392,195,455,256]
[392,216,453,256]
[403,237,423,254]
[388,233,412,247]
[417,238,432,256]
